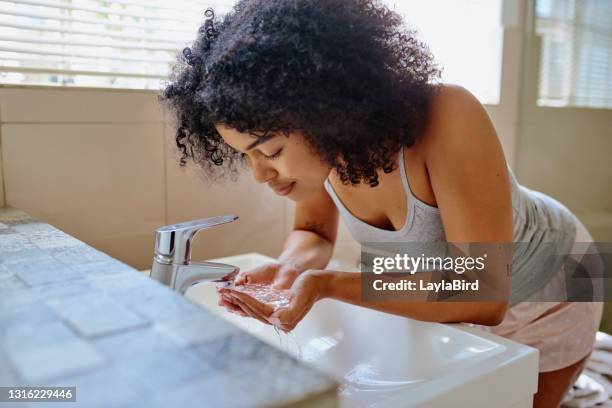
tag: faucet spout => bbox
[173,260,239,295]
[149,215,240,294]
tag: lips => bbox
[272,182,295,196]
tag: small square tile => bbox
[87,271,153,292]
[12,222,57,235]
[0,264,11,278]
[31,279,96,302]
[4,322,106,383]
[0,247,48,264]
[0,348,20,387]
[0,234,37,253]
[149,373,255,408]
[136,296,205,323]
[0,287,39,309]
[112,348,213,393]
[73,259,136,277]
[93,327,179,359]
[154,314,241,347]
[0,211,36,226]
[0,273,27,292]
[12,341,106,384]
[11,257,84,286]
[47,293,150,338]
[0,302,61,330]
[3,320,80,350]
[50,366,146,408]
[49,245,110,266]
[28,229,84,249]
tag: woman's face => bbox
[215,124,333,201]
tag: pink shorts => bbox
[473,215,604,372]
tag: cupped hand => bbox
[266,270,327,332]
[216,284,278,324]
[215,261,300,315]
[218,270,329,332]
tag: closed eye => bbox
[263,148,283,160]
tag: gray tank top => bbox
[323,147,578,305]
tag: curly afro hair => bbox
[159,0,442,187]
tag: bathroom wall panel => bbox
[1,123,166,269]
[0,134,4,207]
[0,87,162,124]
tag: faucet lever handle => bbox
[154,215,239,264]
[156,215,239,234]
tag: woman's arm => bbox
[311,269,506,325]
[231,185,339,288]
[419,84,513,323]
[280,184,341,268]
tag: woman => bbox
[159,1,603,406]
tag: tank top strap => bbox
[397,146,415,201]
[397,146,440,213]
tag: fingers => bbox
[235,266,264,285]
[224,289,275,318]
[267,309,296,332]
[234,269,264,285]
[265,288,314,332]
[218,294,247,316]
[221,268,239,282]
[218,287,276,325]
[215,286,246,316]
[226,294,271,325]
[271,275,294,290]
[234,262,281,286]
[234,270,249,285]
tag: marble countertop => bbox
[0,207,338,407]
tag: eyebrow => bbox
[246,132,277,151]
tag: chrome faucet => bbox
[150,215,240,294]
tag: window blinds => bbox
[536,0,612,108]
[1,0,506,97]
[0,0,235,89]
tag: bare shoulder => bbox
[427,83,490,128]
[420,83,499,158]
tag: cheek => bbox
[281,145,330,183]
[283,159,328,185]
[281,157,310,178]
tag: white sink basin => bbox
[184,253,539,408]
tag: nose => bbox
[250,158,278,184]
